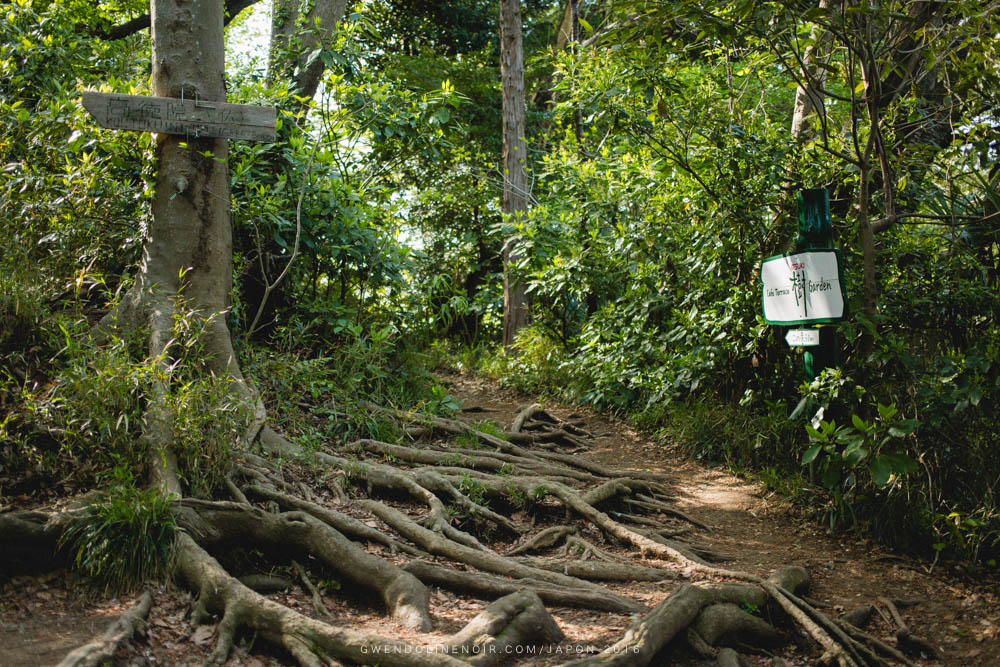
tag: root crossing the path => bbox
[1,375,967,666]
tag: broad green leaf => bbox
[805,424,825,442]
[844,446,868,466]
[888,419,919,438]
[802,444,821,464]
[870,457,892,486]
[877,403,898,421]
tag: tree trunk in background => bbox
[500,0,530,350]
[789,0,831,144]
[269,0,348,99]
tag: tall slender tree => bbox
[499,0,530,349]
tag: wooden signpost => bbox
[81,91,276,143]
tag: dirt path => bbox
[444,372,1000,666]
[1,372,998,666]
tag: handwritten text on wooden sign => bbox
[81,91,276,143]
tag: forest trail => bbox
[441,373,1000,666]
[1,372,998,666]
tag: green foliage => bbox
[60,469,176,593]
[4,0,1000,571]
[241,324,437,446]
[457,474,488,509]
[3,300,249,495]
[480,326,577,398]
[419,385,462,418]
[654,398,800,469]
[1,0,149,298]
[473,419,507,441]
[453,0,1000,563]
[11,320,154,482]
[802,403,919,530]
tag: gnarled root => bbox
[443,589,564,667]
[880,597,937,660]
[691,603,783,648]
[566,567,809,666]
[179,499,433,631]
[357,499,642,614]
[403,559,638,613]
[173,533,463,667]
[57,590,153,667]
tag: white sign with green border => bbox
[761,250,847,325]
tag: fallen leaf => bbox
[190,624,216,645]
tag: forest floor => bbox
[1,371,998,666]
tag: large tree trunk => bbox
[500,0,530,350]
[148,0,235,374]
[98,0,260,494]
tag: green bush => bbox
[5,302,250,495]
[13,319,153,481]
[60,470,176,593]
[241,324,440,447]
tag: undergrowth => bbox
[1,300,249,497]
[437,326,1000,566]
[59,469,176,593]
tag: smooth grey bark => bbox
[101,0,253,494]
[500,0,530,350]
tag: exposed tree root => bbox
[291,559,331,618]
[355,499,643,614]
[365,403,670,482]
[880,597,938,660]
[57,589,153,667]
[508,525,577,555]
[402,559,636,613]
[178,499,434,631]
[716,646,744,667]
[841,605,875,629]
[239,573,293,593]
[513,556,677,582]
[173,533,466,667]
[510,402,546,433]
[243,483,425,556]
[443,589,564,667]
[565,567,809,666]
[2,400,931,666]
[835,618,914,666]
[691,602,783,648]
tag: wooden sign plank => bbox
[81,91,276,143]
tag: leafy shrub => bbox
[60,470,176,593]
[480,325,577,398]
[802,403,919,531]
[6,302,249,495]
[13,319,153,482]
[241,323,439,446]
